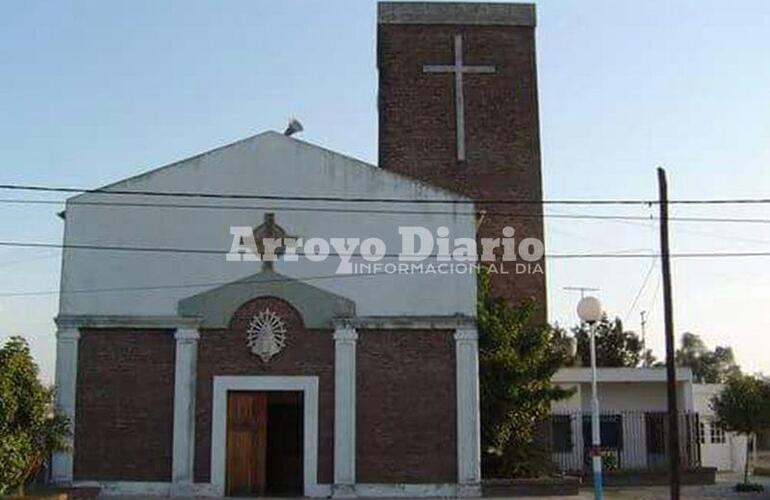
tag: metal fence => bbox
[547,411,701,473]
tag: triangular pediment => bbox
[177,269,356,329]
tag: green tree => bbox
[478,271,572,478]
[677,332,741,383]
[641,348,658,368]
[573,315,644,367]
[0,336,69,495]
[711,375,770,488]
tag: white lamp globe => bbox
[577,296,602,324]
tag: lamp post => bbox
[577,296,603,500]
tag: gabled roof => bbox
[68,130,471,203]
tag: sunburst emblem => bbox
[246,308,288,362]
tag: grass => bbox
[735,482,765,492]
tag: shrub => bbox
[0,337,69,495]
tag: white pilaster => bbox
[454,327,481,496]
[51,326,80,484]
[171,327,199,496]
[333,322,358,497]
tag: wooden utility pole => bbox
[658,167,680,499]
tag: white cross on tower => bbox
[423,34,496,162]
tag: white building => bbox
[693,384,748,472]
[550,367,747,473]
[551,367,696,472]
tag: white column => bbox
[51,326,80,484]
[171,327,199,496]
[333,322,358,497]
[455,327,481,497]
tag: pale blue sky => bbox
[1,0,768,381]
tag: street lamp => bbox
[577,296,603,500]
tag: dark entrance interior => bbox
[226,391,303,497]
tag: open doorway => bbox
[225,391,303,497]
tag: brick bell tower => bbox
[377,2,547,317]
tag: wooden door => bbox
[226,392,268,496]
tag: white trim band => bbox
[341,315,475,330]
[73,481,464,497]
[55,314,200,329]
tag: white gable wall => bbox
[59,132,477,318]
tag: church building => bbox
[52,2,544,497]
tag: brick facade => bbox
[378,19,547,319]
[193,296,335,484]
[72,301,461,487]
[73,329,175,481]
[356,329,457,483]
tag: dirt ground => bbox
[523,473,770,500]
[98,473,770,499]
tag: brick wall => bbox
[356,329,457,483]
[193,296,335,484]
[378,21,547,320]
[72,306,459,485]
[74,329,175,481]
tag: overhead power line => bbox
[0,269,390,298]
[1,240,770,259]
[623,259,657,324]
[1,248,768,299]
[1,183,769,205]
[0,249,766,299]
[2,197,770,225]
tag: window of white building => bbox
[710,420,726,444]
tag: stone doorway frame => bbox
[210,375,322,497]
